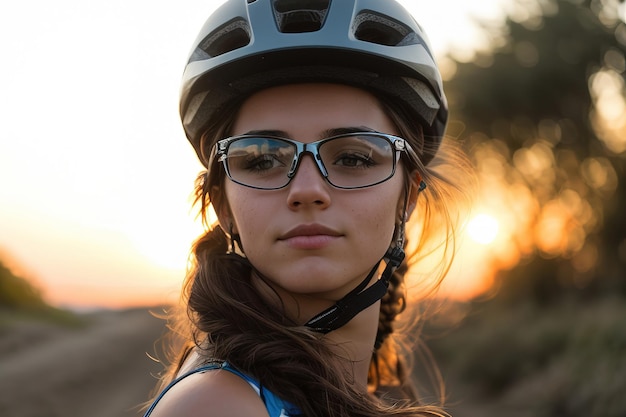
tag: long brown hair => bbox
[152,88,473,417]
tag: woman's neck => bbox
[251,270,381,389]
[322,300,380,390]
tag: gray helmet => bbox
[181,0,447,167]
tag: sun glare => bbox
[467,214,500,245]
[127,212,205,271]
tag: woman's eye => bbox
[334,153,376,168]
[245,154,284,171]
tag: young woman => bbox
[144,1,471,416]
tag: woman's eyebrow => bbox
[242,129,290,137]
[320,126,378,138]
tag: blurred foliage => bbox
[0,259,47,311]
[444,0,626,302]
[0,258,80,326]
[422,1,626,416]
[428,297,626,417]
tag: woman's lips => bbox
[278,224,342,250]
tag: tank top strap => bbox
[142,361,300,417]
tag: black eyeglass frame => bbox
[213,132,416,190]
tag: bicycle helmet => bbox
[180,0,447,167]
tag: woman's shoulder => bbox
[148,367,270,417]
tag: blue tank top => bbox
[142,362,301,417]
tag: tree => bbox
[445,0,626,302]
[0,259,47,310]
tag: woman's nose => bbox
[286,155,331,209]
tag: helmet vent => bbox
[194,18,251,60]
[272,0,330,33]
[354,11,419,47]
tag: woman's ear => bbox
[406,171,424,220]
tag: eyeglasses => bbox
[214,132,412,190]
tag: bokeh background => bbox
[1,0,625,416]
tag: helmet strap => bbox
[304,246,405,334]
[229,223,243,254]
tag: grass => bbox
[424,295,626,417]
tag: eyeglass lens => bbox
[223,134,396,189]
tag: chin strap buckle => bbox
[385,246,405,270]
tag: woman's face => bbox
[221,83,406,313]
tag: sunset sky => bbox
[0,0,510,310]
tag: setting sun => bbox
[467,214,500,245]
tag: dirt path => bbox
[0,308,169,417]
